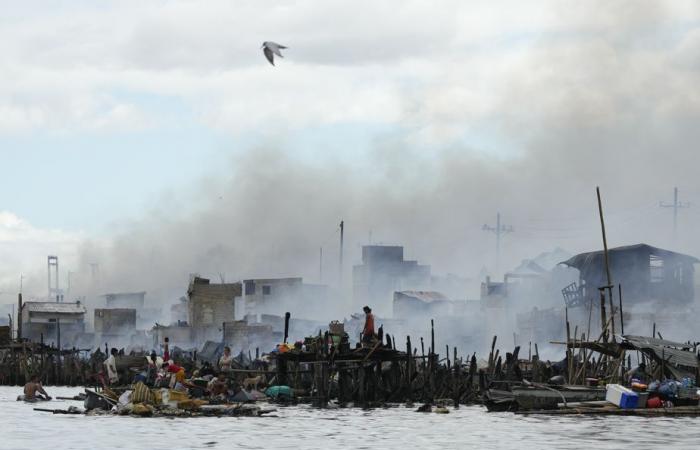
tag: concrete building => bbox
[94,308,137,346]
[151,322,192,349]
[237,278,329,320]
[353,245,431,316]
[188,277,241,344]
[103,292,145,309]
[100,291,160,329]
[222,320,278,353]
[170,297,189,325]
[20,301,86,348]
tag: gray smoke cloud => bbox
[5,2,700,354]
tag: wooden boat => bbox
[83,389,116,411]
[483,389,517,412]
[485,384,606,412]
[511,385,605,410]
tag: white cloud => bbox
[0,211,84,298]
[0,0,698,138]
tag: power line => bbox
[659,187,690,242]
[482,212,514,274]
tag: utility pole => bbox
[338,220,344,287]
[319,247,323,284]
[482,212,514,276]
[660,187,690,242]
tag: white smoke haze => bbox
[2,1,700,353]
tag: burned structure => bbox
[94,308,137,347]
[237,277,329,320]
[222,320,278,353]
[561,244,698,308]
[188,277,241,343]
[19,301,86,347]
[393,290,452,319]
[101,291,159,329]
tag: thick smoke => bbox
[5,1,700,354]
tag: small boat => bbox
[485,384,606,412]
[483,389,517,412]
[511,385,606,410]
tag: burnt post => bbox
[283,312,291,344]
[406,336,413,402]
[453,346,460,408]
[17,293,22,341]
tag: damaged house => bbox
[561,244,698,308]
[20,301,86,348]
[188,277,241,344]
[94,308,137,346]
[393,290,452,319]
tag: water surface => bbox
[3,386,699,450]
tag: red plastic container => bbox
[647,397,662,408]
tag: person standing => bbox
[362,306,376,345]
[104,348,119,385]
[219,346,233,373]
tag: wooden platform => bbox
[516,405,700,416]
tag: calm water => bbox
[3,386,700,450]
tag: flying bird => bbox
[262,41,287,66]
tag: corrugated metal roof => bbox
[623,335,698,371]
[23,302,87,314]
[395,291,449,303]
[561,244,699,270]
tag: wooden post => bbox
[599,289,608,342]
[596,187,615,341]
[618,284,625,336]
[596,186,613,288]
[283,312,290,344]
[406,336,413,402]
[566,308,572,383]
[338,363,347,405]
[453,346,459,408]
[17,293,22,341]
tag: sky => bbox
[2,0,700,304]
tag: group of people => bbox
[100,343,254,401]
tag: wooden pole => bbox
[596,186,615,340]
[618,284,625,336]
[599,289,608,343]
[283,312,290,344]
[488,335,497,372]
[596,186,613,288]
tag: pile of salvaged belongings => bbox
[83,382,274,417]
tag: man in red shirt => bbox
[362,306,376,345]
